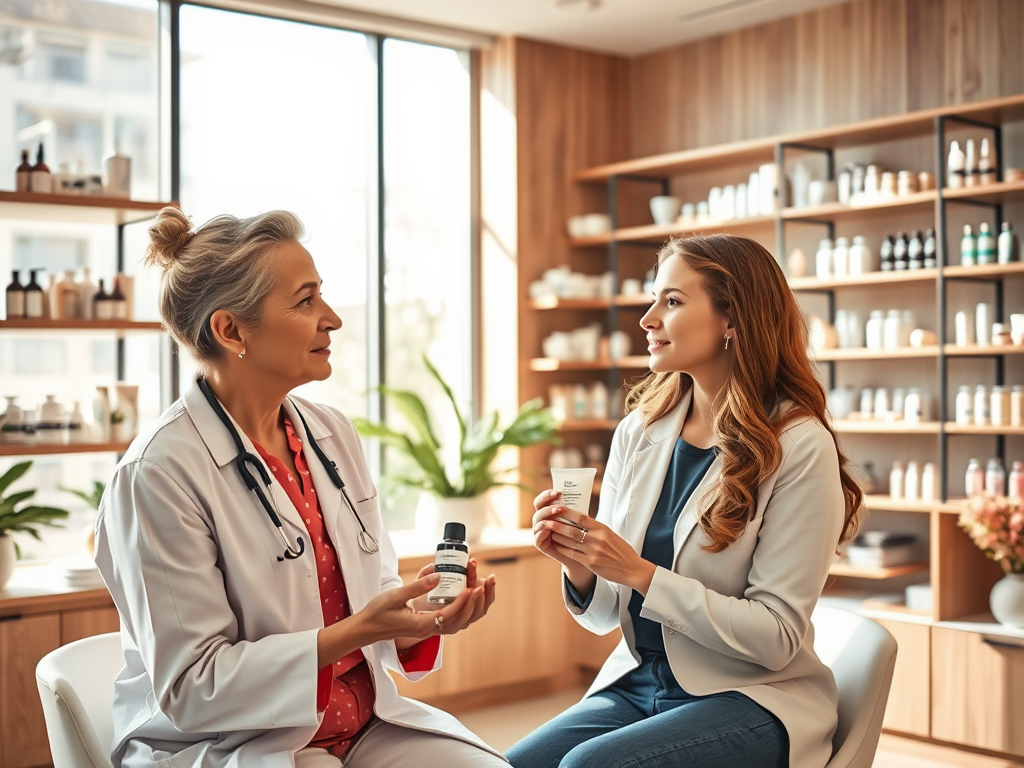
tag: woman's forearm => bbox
[564,562,597,598]
[316,613,374,669]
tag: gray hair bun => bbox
[145,207,194,269]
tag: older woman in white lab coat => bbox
[94,208,506,768]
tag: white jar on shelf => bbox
[955,385,973,425]
[973,385,990,426]
[815,239,834,279]
[905,461,920,501]
[889,461,905,499]
[865,310,885,350]
[921,463,937,501]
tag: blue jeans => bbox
[506,651,788,768]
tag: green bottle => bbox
[960,224,977,267]
[977,222,996,265]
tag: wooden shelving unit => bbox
[941,179,1024,205]
[812,346,939,361]
[943,261,1024,279]
[0,442,131,457]
[527,295,653,311]
[0,191,173,226]
[789,268,939,291]
[943,343,1024,356]
[529,356,649,371]
[568,215,775,247]
[832,419,942,434]
[0,319,162,331]
[943,423,1024,435]
[782,189,937,221]
[830,562,930,580]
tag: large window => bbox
[179,8,473,531]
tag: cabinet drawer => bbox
[931,627,1024,757]
[876,619,929,736]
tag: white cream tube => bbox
[550,467,597,526]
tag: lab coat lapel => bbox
[184,383,310,548]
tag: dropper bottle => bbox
[427,522,469,605]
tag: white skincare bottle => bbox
[427,522,469,605]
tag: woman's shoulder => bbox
[775,409,837,460]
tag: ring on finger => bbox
[434,615,443,633]
[579,529,587,544]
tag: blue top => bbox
[567,437,716,654]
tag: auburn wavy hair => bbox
[625,235,863,552]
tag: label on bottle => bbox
[427,548,468,603]
[25,290,44,318]
[30,170,53,194]
[6,290,25,319]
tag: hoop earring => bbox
[724,335,730,350]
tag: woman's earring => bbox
[724,334,730,350]
[238,349,245,360]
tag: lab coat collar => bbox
[183,381,333,468]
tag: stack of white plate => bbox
[54,558,106,590]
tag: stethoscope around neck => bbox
[197,377,379,558]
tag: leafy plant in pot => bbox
[352,357,559,544]
[0,461,71,588]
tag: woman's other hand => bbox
[407,559,497,630]
[532,489,596,596]
[535,497,656,596]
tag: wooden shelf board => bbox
[943,262,1024,279]
[527,296,653,310]
[782,190,937,221]
[573,136,778,182]
[863,495,939,513]
[943,423,1024,435]
[832,419,941,434]
[830,562,930,579]
[0,191,175,225]
[556,420,619,432]
[789,268,938,290]
[573,94,1024,183]
[568,215,775,246]
[942,179,1024,204]
[812,346,939,361]
[859,598,932,617]
[943,343,1024,356]
[529,356,650,371]
[0,319,162,331]
[0,442,131,457]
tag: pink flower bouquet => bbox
[958,494,1024,574]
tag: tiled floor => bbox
[460,687,1024,767]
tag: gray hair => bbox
[144,207,304,365]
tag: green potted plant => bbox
[352,356,559,542]
[0,461,71,588]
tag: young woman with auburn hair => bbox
[508,235,864,768]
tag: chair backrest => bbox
[812,605,898,768]
[35,632,122,768]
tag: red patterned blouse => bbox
[253,416,439,758]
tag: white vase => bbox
[415,494,489,545]
[0,534,15,589]
[990,573,1024,629]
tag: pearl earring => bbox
[724,334,730,350]
[238,350,245,359]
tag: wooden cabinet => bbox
[931,626,1024,758]
[876,619,930,737]
[61,607,120,645]
[0,614,61,768]
[393,550,573,704]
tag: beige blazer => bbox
[94,384,500,768]
[564,391,846,767]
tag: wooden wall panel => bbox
[629,0,1024,157]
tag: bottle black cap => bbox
[443,522,466,541]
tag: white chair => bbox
[35,631,121,768]
[812,605,898,768]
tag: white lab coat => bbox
[565,392,846,767]
[94,383,501,768]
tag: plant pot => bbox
[415,494,489,545]
[990,573,1024,629]
[0,534,15,590]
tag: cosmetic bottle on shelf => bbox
[30,143,53,194]
[24,269,45,319]
[15,148,31,192]
[977,223,996,265]
[923,229,937,268]
[5,270,25,319]
[960,225,977,267]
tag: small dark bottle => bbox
[110,276,127,320]
[880,235,895,271]
[923,228,937,268]
[16,149,31,192]
[892,232,908,270]
[907,231,924,270]
[5,270,25,319]
[24,269,45,318]
[30,143,53,194]
[93,278,112,320]
[427,522,469,605]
